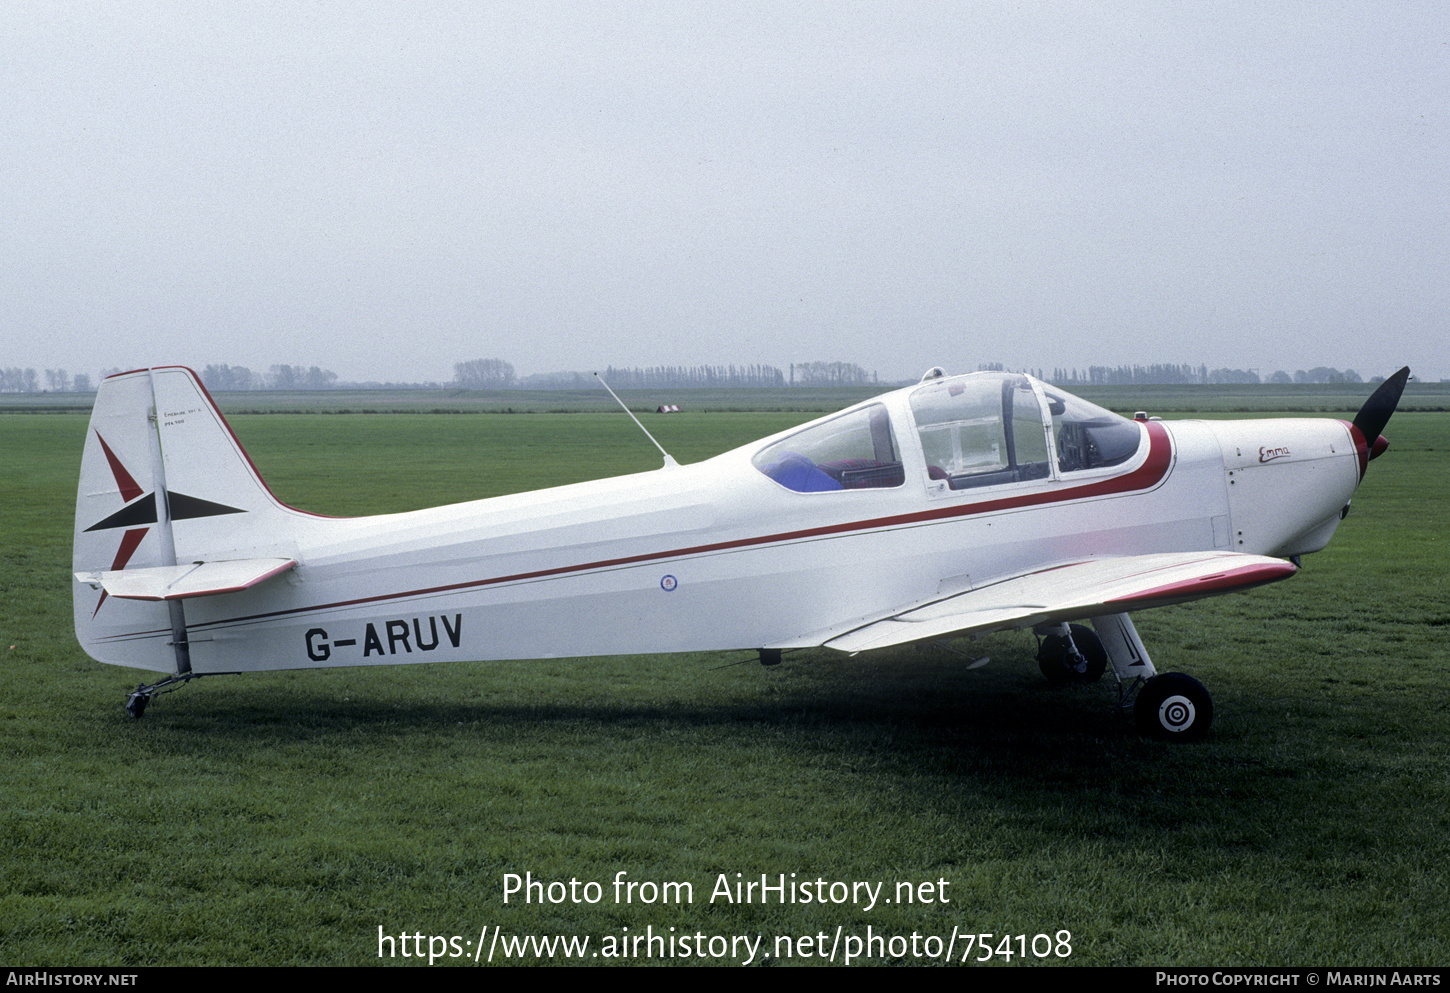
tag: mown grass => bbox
[1,400,1446,966]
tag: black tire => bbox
[1134,673,1213,742]
[1037,623,1107,684]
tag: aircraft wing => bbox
[820,551,1297,654]
[75,557,297,601]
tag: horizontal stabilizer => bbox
[823,552,1296,653]
[76,557,296,602]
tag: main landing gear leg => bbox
[1091,613,1213,742]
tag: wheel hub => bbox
[1158,694,1196,731]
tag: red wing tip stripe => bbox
[1106,562,1297,604]
[1011,554,1252,587]
[1097,554,1244,584]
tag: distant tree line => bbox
[789,362,873,386]
[8,358,1380,395]
[1269,367,1365,384]
[455,362,797,390]
[599,364,788,389]
[454,359,517,389]
[200,364,339,391]
[452,359,886,390]
[1048,364,1363,386]
[2,368,93,392]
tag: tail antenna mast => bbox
[594,372,678,469]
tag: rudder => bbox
[74,366,297,672]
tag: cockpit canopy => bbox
[911,374,1051,489]
[754,372,1142,493]
[752,403,905,492]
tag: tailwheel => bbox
[1134,672,1213,742]
[122,673,199,719]
[1037,623,1107,684]
[125,686,150,719]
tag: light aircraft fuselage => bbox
[73,365,1407,738]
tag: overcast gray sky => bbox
[5,2,1446,385]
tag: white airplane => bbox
[73,364,1410,739]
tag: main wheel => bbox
[1037,624,1107,684]
[1134,673,1213,742]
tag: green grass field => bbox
[2,392,1447,966]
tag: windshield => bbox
[1042,389,1142,472]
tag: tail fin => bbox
[74,367,297,672]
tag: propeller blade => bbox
[1351,366,1410,447]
